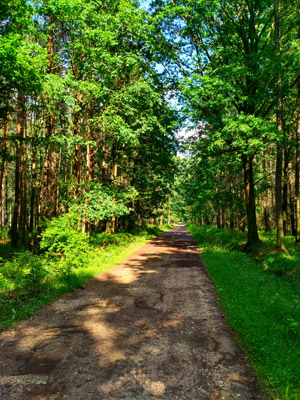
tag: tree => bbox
[152,0,300,249]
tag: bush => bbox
[0,251,49,294]
[39,212,91,269]
[0,227,9,241]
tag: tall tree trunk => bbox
[40,107,56,218]
[37,130,45,227]
[41,15,57,218]
[290,180,296,237]
[48,115,57,216]
[105,217,116,235]
[216,184,221,228]
[282,148,289,235]
[56,144,62,214]
[72,94,83,189]
[262,158,271,232]
[0,112,8,228]
[274,0,285,249]
[29,109,37,249]
[83,109,95,234]
[3,161,8,228]
[160,210,163,225]
[86,109,95,183]
[295,80,300,241]
[229,169,234,230]
[11,92,26,246]
[242,154,260,249]
[20,100,27,245]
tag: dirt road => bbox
[0,226,262,400]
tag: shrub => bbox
[0,251,48,293]
[39,212,91,269]
[0,227,9,241]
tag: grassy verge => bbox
[187,225,300,400]
[0,225,172,330]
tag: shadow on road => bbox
[0,226,262,400]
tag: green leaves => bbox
[77,183,138,222]
[40,213,91,268]
[221,113,279,155]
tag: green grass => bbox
[187,225,300,400]
[0,225,171,330]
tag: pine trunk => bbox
[295,81,300,241]
[242,155,260,249]
[0,113,8,228]
[29,110,37,249]
[282,149,289,235]
[84,111,95,234]
[274,0,285,250]
[11,92,26,246]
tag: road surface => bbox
[0,226,261,399]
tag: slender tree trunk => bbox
[29,109,37,249]
[242,154,260,249]
[105,217,116,235]
[160,210,163,225]
[11,92,26,246]
[40,16,57,218]
[48,113,56,216]
[290,180,296,236]
[56,144,62,215]
[221,208,225,228]
[229,169,234,230]
[86,109,95,183]
[262,158,271,232]
[282,148,289,235]
[40,108,56,218]
[295,82,300,241]
[274,0,285,249]
[83,110,95,234]
[37,128,45,227]
[216,184,221,228]
[64,144,68,185]
[275,105,285,248]
[72,94,83,190]
[20,95,27,245]
[48,120,57,217]
[3,161,8,228]
[0,112,8,228]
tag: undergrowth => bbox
[0,223,171,330]
[187,225,300,400]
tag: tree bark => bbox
[242,155,260,249]
[160,211,163,225]
[262,158,271,232]
[229,169,234,230]
[40,16,57,219]
[29,109,37,249]
[72,94,83,189]
[11,92,26,246]
[274,0,285,249]
[295,79,300,241]
[20,95,27,245]
[290,180,296,236]
[0,112,8,228]
[282,148,289,235]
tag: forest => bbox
[1,0,300,399]
[0,0,178,246]
[2,0,300,250]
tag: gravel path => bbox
[0,225,262,400]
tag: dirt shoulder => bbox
[0,226,262,400]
